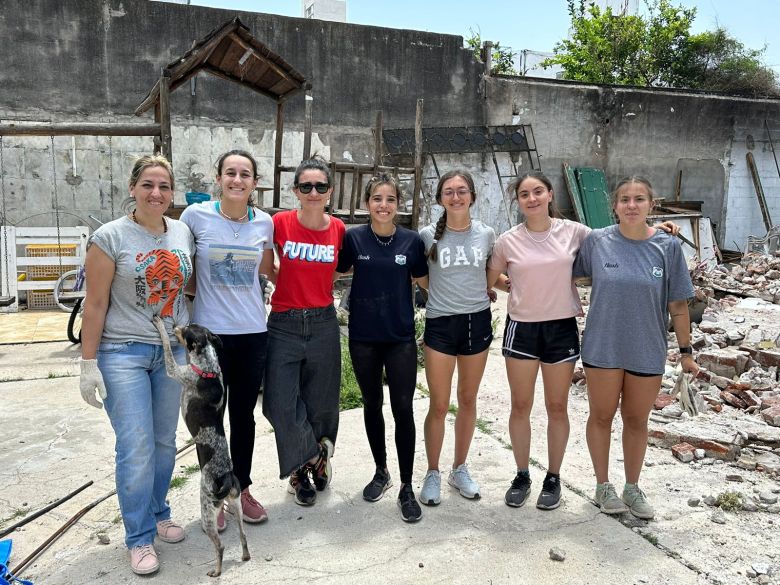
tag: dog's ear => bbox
[209,331,223,350]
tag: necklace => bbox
[132,210,167,245]
[522,219,553,244]
[370,224,396,247]
[217,204,250,239]
[446,222,472,232]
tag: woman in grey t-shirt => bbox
[417,170,501,506]
[79,155,194,576]
[573,176,698,520]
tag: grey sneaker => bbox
[536,473,561,510]
[363,467,392,502]
[448,463,480,499]
[419,470,441,506]
[594,482,628,514]
[505,471,532,508]
[622,484,654,519]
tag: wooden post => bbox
[273,100,285,208]
[373,110,383,171]
[303,89,313,160]
[483,41,493,76]
[412,99,424,230]
[159,70,173,163]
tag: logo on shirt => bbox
[395,254,407,265]
[438,245,484,268]
[652,266,664,278]
[281,241,335,263]
[358,254,371,261]
[604,262,619,268]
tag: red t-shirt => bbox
[272,210,345,312]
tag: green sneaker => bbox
[594,482,628,514]
[622,484,654,519]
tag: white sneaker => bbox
[419,470,441,506]
[448,463,481,499]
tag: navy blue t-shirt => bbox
[337,224,428,342]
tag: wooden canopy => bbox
[135,17,307,115]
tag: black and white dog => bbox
[153,316,249,578]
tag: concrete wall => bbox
[1,0,779,249]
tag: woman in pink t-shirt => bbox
[487,171,588,511]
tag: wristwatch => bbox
[679,346,693,355]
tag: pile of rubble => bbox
[693,251,780,304]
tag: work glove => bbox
[80,358,107,409]
[259,274,275,304]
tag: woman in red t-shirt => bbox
[262,158,345,507]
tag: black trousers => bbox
[215,332,268,490]
[348,339,417,484]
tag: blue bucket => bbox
[185,192,211,205]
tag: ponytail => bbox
[427,211,447,262]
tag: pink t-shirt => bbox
[488,219,590,322]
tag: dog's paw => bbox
[207,569,221,578]
[242,552,251,562]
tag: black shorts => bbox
[502,316,580,364]
[424,308,493,356]
[582,362,662,377]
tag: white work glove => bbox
[80,358,107,409]
[259,274,275,304]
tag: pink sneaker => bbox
[156,519,185,543]
[129,544,159,575]
[240,488,269,523]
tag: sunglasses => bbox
[296,182,330,194]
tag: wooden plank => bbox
[563,162,586,224]
[412,99,424,230]
[159,71,173,163]
[747,151,773,231]
[349,170,359,224]
[373,110,383,170]
[228,33,295,83]
[273,101,285,208]
[0,123,160,137]
[200,64,281,102]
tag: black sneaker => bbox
[363,467,393,502]
[505,471,532,508]
[312,438,334,491]
[287,467,316,506]
[536,473,562,510]
[397,484,422,523]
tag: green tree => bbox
[543,0,779,97]
[466,30,518,76]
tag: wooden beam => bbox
[0,123,161,137]
[200,64,281,102]
[273,101,285,208]
[227,33,295,83]
[159,70,173,163]
[303,89,313,160]
[412,99,424,230]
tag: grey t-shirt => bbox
[573,225,694,374]
[419,219,496,318]
[90,216,195,344]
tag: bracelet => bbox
[679,346,693,354]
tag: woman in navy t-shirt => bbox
[336,173,428,522]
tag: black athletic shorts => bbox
[424,308,493,356]
[582,362,662,377]
[502,316,580,364]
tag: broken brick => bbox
[720,391,748,409]
[760,396,780,411]
[754,349,780,368]
[696,348,751,378]
[740,390,761,408]
[654,394,676,410]
[762,405,780,427]
[672,442,696,463]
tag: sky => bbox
[185,0,780,74]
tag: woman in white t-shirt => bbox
[180,150,275,530]
[487,171,588,511]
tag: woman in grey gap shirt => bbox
[573,176,698,520]
[417,170,506,506]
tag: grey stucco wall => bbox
[1,0,779,250]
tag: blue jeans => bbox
[263,306,341,478]
[98,341,184,549]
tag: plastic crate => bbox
[25,244,78,280]
[27,290,57,310]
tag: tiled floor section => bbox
[0,310,70,343]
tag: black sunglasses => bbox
[296,182,330,194]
